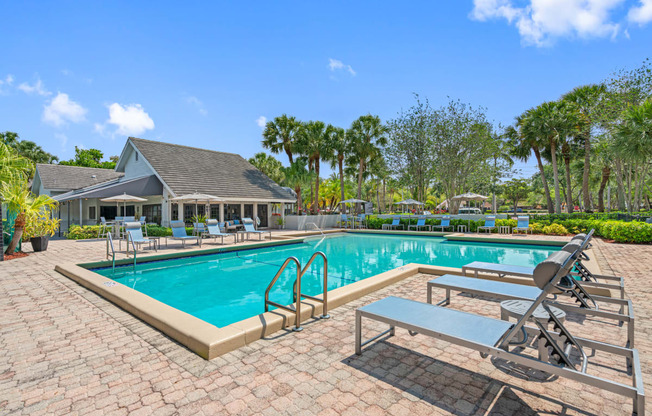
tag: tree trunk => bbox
[357,159,364,214]
[582,135,591,212]
[338,157,345,214]
[5,212,24,255]
[597,166,610,212]
[313,160,320,214]
[285,147,293,165]
[614,159,627,211]
[550,140,562,214]
[533,146,554,213]
[295,186,302,214]
[376,180,380,214]
[382,179,386,213]
[564,153,573,214]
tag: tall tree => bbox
[562,84,605,212]
[59,147,116,169]
[248,152,285,184]
[1,132,58,166]
[282,158,311,214]
[326,127,349,213]
[295,121,334,214]
[262,114,300,164]
[502,178,530,214]
[347,115,388,212]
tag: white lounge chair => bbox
[167,220,201,248]
[204,219,235,245]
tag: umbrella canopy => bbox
[451,192,488,202]
[395,199,424,205]
[100,193,147,219]
[171,193,224,220]
[340,198,367,204]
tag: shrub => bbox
[542,223,569,235]
[600,221,652,243]
[66,225,101,239]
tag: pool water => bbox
[93,233,558,327]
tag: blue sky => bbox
[1,1,651,178]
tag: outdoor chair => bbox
[477,215,496,233]
[125,221,156,253]
[167,220,201,248]
[512,216,531,234]
[432,215,453,232]
[355,249,644,415]
[239,218,272,241]
[124,216,135,222]
[204,219,235,245]
[193,222,207,237]
[381,217,404,231]
[407,216,431,231]
[98,216,110,239]
[339,214,351,229]
[139,216,148,236]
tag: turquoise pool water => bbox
[92,233,558,327]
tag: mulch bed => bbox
[3,252,29,261]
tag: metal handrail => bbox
[106,232,116,272]
[126,231,137,270]
[264,256,303,331]
[294,251,329,319]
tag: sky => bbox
[1,1,652,179]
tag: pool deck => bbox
[1,231,650,415]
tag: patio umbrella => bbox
[100,193,147,218]
[395,199,424,214]
[171,192,224,219]
[340,198,367,214]
[451,192,489,229]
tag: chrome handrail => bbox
[106,232,116,272]
[126,231,137,270]
[294,251,329,319]
[264,256,303,331]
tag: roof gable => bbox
[128,137,295,201]
[35,164,124,192]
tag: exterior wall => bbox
[284,215,339,230]
[121,144,156,180]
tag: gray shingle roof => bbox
[129,138,295,201]
[36,164,124,191]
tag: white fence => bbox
[284,215,340,230]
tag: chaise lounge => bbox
[167,220,201,248]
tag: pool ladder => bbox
[264,251,329,331]
[106,232,137,272]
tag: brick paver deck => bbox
[0,234,649,415]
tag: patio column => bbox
[253,202,258,222]
[281,203,285,226]
[178,203,183,221]
[79,198,83,226]
[219,203,224,222]
[240,203,244,219]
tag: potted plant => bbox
[24,211,60,252]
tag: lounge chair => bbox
[98,216,110,239]
[166,220,201,248]
[125,221,156,252]
[477,215,496,233]
[355,251,644,415]
[193,222,207,237]
[432,215,453,232]
[381,217,404,231]
[139,216,148,236]
[339,214,351,229]
[513,216,531,234]
[407,217,431,231]
[239,218,272,241]
[204,219,235,245]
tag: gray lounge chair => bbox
[355,251,644,415]
[167,220,201,248]
[407,217,431,231]
[432,215,453,232]
[477,215,496,233]
[204,219,235,245]
[125,221,156,252]
[381,217,404,230]
[239,218,271,241]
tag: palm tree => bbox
[262,114,300,164]
[506,119,554,213]
[562,84,605,212]
[295,121,334,214]
[0,142,34,258]
[248,152,285,184]
[525,101,576,214]
[282,158,310,214]
[326,127,348,213]
[347,115,388,213]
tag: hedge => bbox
[65,224,183,240]
[364,215,652,243]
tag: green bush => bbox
[65,225,101,239]
[542,223,569,235]
[600,221,652,243]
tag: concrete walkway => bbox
[0,234,649,415]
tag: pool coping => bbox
[55,233,592,360]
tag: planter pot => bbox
[30,236,50,252]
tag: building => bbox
[32,137,296,230]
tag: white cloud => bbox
[0,74,14,86]
[18,78,51,96]
[186,96,207,116]
[54,133,68,148]
[628,0,652,24]
[256,116,267,129]
[106,103,155,136]
[470,0,625,46]
[42,93,87,126]
[328,58,356,76]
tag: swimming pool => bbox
[92,233,558,328]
